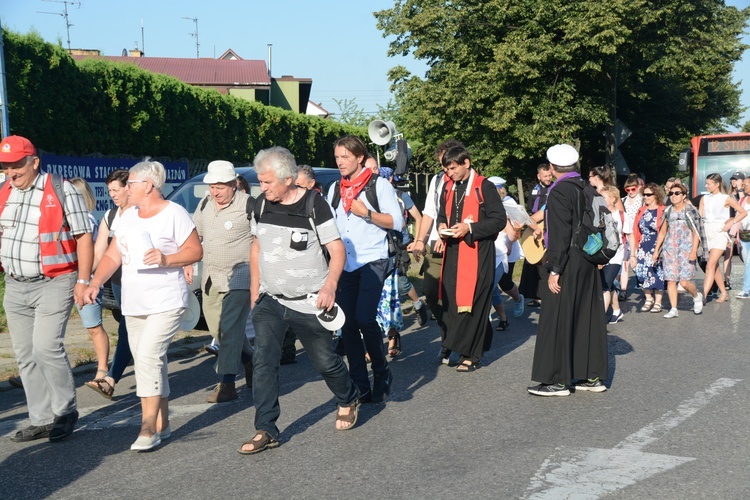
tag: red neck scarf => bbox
[440,169,484,313]
[339,167,372,213]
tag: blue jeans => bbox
[337,259,390,396]
[251,295,357,439]
[107,284,132,383]
[741,240,750,293]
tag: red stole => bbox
[339,167,372,212]
[440,170,484,313]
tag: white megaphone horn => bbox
[368,120,397,146]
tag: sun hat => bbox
[203,160,237,184]
[546,144,579,167]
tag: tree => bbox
[332,97,370,128]
[375,1,749,181]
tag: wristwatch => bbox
[550,271,559,276]
[363,209,372,222]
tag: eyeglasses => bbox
[624,186,638,193]
[668,190,684,196]
[643,192,654,197]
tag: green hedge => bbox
[3,29,364,167]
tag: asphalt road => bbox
[1,263,749,499]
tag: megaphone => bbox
[368,120,397,146]
[384,142,398,162]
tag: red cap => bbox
[0,135,37,163]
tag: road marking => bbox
[0,401,233,436]
[524,378,741,499]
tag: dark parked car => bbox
[101,166,342,320]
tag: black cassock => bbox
[438,177,506,360]
[531,176,609,385]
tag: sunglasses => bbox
[668,190,685,196]
[624,186,638,193]
[643,192,654,197]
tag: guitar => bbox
[520,220,546,264]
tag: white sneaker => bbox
[693,293,704,314]
[663,308,679,319]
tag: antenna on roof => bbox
[182,17,199,58]
[38,0,81,51]
[141,18,145,56]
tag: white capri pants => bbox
[126,308,185,398]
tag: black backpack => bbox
[572,181,621,265]
[329,176,406,270]
[253,189,329,263]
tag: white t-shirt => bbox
[116,202,195,316]
[494,232,510,275]
[608,209,625,265]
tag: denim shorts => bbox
[76,291,103,328]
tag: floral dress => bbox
[662,207,695,281]
[635,209,665,290]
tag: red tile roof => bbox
[71,55,270,86]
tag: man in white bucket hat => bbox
[189,160,255,403]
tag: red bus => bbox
[680,132,750,195]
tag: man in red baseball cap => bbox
[0,135,94,442]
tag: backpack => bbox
[253,189,329,263]
[572,182,621,265]
[329,176,405,263]
[199,193,254,220]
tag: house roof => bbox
[71,55,270,86]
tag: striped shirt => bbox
[0,173,90,278]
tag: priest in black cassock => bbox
[436,145,506,372]
[528,144,609,396]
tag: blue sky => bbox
[1,0,749,126]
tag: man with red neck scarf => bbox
[436,145,506,372]
[328,135,404,404]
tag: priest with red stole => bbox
[437,145,506,371]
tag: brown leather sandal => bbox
[237,430,280,455]
[85,375,115,400]
[335,399,360,431]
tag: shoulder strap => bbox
[199,196,210,212]
[106,207,117,229]
[245,195,255,221]
[253,194,267,223]
[47,173,68,227]
[364,176,380,213]
[331,180,341,209]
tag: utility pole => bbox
[182,17,199,58]
[0,19,11,138]
[38,0,81,51]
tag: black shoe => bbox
[416,305,429,326]
[49,410,79,442]
[358,389,372,404]
[279,354,297,365]
[371,369,392,403]
[332,336,346,357]
[205,344,219,357]
[496,320,510,331]
[10,423,54,442]
[244,359,253,389]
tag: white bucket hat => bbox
[203,160,237,184]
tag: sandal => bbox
[717,293,729,303]
[237,430,280,455]
[496,320,510,331]
[650,303,663,313]
[640,299,654,312]
[456,359,481,372]
[387,330,401,358]
[335,399,360,431]
[85,370,114,400]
